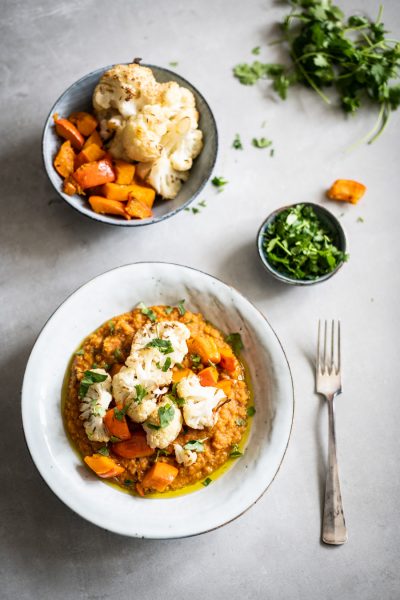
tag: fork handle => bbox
[322,395,348,545]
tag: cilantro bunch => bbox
[262,204,346,280]
[234,0,400,142]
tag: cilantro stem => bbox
[291,51,331,105]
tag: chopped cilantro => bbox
[165,306,174,315]
[145,338,174,354]
[184,440,205,452]
[211,176,228,189]
[110,435,121,443]
[177,299,186,316]
[114,404,130,421]
[138,302,157,322]
[198,200,207,208]
[161,357,172,372]
[357,216,364,223]
[225,332,244,355]
[169,61,178,67]
[114,348,123,361]
[91,362,98,369]
[75,349,84,356]
[97,446,109,456]
[235,418,246,427]
[192,207,200,214]
[202,477,212,487]
[270,148,275,157]
[79,370,108,398]
[262,204,347,280]
[108,321,115,334]
[232,133,243,149]
[155,449,170,461]
[252,46,261,55]
[124,479,134,485]
[247,406,256,417]
[133,384,147,404]
[229,444,243,458]
[252,137,272,149]
[146,404,175,430]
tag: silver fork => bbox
[316,320,348,545]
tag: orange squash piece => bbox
[219,346,237,373]
[172,367,194,383]
[73,159,115,189]
[53,140,75,178]
[198,366,219,387]
[327,179,366,204]
[115,160,135,184]
[84,454,124,478]
[88,196,130,219]
[54,116,84,150]
[189,336,221,365]
[102,182,156,207]
[84,129,103,149]
[141,461,179,492]
[103,406,131,441]
[112,429,155,458]
[69,111,98,137]
[125,197,153,219]
[216,379,233,396]
[75,143,105,168]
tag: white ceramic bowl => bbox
[22,263,294,538]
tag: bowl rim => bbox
[42,63,218,227]
[21,261,295,538]
[257,202,348,286]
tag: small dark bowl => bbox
[257,202,348,286]
[42,64,218,227]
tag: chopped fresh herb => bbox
[103,363,110,371]
[270,148,275,157]
[110,435,121,443]
[124,479,134,485]
[211,176,228,189]
[192,207,200,214]
[252,46,261,55]
[184,208,190,212]
[114,404,130,421]
[357,216,364,223]
[226,332,244,355]
[91,363,98,369]
[169,61,178,67]
[165,306,174,315]
[235,418,246,427]
[167,391,185,407]
[75,349,84,356]
[232,133,243,149]
[198,200,207,208]
[184,440,205,452]
[177,299,186,316]
[79,370,108,398]
[108,321,115,334]
[114,348,123,361]
[190,353,202,366]
[146,404,175,430]
[234,1,400,143]
[134,384,147,404]
[138,302,157,322]
[252,137,272,149]
[262,204,347,280]
[247,406,256,417]
[97,446,109,456]
[202,477,212,487]
[145,338,174,354]
[155,449,170,461]
[175,362,184,370]
[229,443,243,458]
[161,357,172,372]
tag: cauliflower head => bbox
[143,399,182,449]
[174,443,198,467]
[121,105,169,162]
[128,320,190,367]
[177,374,226,430]
[79,369,112,442]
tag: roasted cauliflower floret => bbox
[121,105,169,162]
[143,399,182,449]
[177,374,226,430]
[137,151,189,200]
[128,320,190,367]
[79,369,112,442]
[174,443,198,466]
[161,109,203,171]
[111,363,164,423]
[159,81,196,116]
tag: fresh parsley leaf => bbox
[202,477,212,487]
[79,370,108,398]
[225,332,244,355]
[110,435,121,443]
[252,137,272,149]
[177,299,186,316]
[232,133,243,149]
[165,306,174,315]
[169,61,178,67]
[184,440,205,452]
[252,46,261,55]
[211,176,228,189]
[161,357,172,372]
[135,384,147,404]
[145,338,174,354]
[75,349,84,356]
[114,404,130,421]
[97,446,109,456]
[114,348,123,361]
[192,207,200,214]
[262,204,347,280]
[91,363,98,369]
[229,443,243,458]
[124,479,134,485]
[138,302,157,322]
[247,406,256,417]
[190,353,201,366]
[198,200,207,208]
[270,148,275,157]
[235,418,246,427]
[108,321,115,334]
[146,404,175,430]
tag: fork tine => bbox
[337,320,341,374]
[330,320,335,374]
[317,320,321,373]
[323,320,327,374]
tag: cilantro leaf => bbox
[184,440,205,452]
[233,134,243,149]
[134,384,147,404]
[229,443,243,458]
[226,332,244,355]
[97,446,109,456]
[202,477,212,487]
[252,46,261,55]
[79,370,108,398]
[177,299,186,316]
[161,357,171,372]
[247,406,256,417]
[146,404,175,430]
[252,137,272,149]
[211,176,228,189]
[138,302,157,322]
[145,338,174,354]
[75,349,84,356]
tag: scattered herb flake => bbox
[135,384,147,404]
[169,61,178,67]
[159,404,175,428]
[232,133,243,149]
[75,349,84,356]
[202,477,212,487]
[165,306,174,315]
[162,357,172,372]
[247,406,256,417]
[138,302,157,322]
[108,321,115,334]
[91,363,98,369]
[124,479,134,485]
[98,446,109,456]
[79,370,108,398]
[198,200,207,208]
[252,137,272,149]
[145,338,174,354]
[357,216,364,223]
[184,440,205,452]
[252,46,261,55]
[190,353,202,366]
[114,348,123,361]
[110,435,121,443]
[235,418,246,427]
[226,332,244,355]
[114,404,129,421]
[177,299,186,316]
[229,443,243,458]
[212,176,228,189]
[192,207,200,214]
[270,148,275,157]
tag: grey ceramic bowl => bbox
[257,202,348,286]
[42,64,218,226]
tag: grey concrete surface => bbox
[1,0,400,598]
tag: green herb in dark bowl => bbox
[257,203,348,285]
